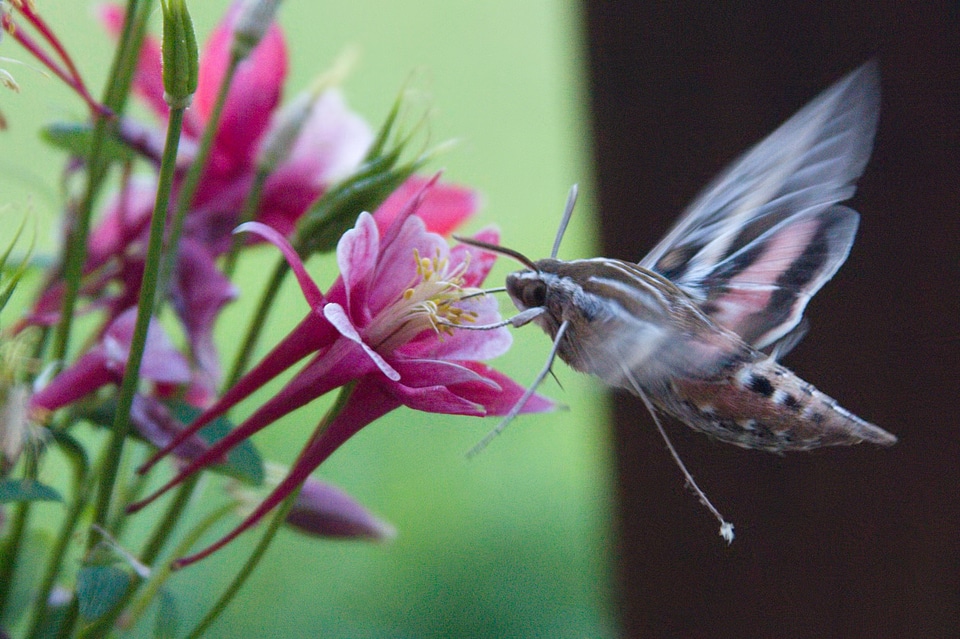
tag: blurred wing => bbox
[640,63,879,348]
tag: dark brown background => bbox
[584,2,960,637]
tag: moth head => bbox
[505,270,547,311]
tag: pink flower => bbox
[129,181,552,566]
[29,308,191,413]
[99,2,373,246]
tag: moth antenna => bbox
[550,184,579,259]
[619,363,735,544]
[466,320,569,458]
[452,236,539,272]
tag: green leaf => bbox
[154,589,178,639]
[40,122,134,163]
[169,403,265,486]
[0,479,63,503]
[76,565,130,621]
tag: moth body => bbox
[507,257,897,452]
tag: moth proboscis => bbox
[453,62,897,544]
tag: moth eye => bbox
[521,280,548,308]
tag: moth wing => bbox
[639,63,879,348]
[696,205,858,349]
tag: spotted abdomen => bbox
[664,357,897,452]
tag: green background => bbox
[1,1,615,637]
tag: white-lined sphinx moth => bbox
[457,62,896,542]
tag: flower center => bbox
[367,248,481,351]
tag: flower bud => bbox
[160,0,199,108]
[286,478,396,541]
[231,0,282,61]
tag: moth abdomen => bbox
[667,357,897,452]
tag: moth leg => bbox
[466,320,569,458]
[438,307,545,332]
[619,363,735,544]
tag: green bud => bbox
[160,0,199,109]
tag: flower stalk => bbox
[92,0,197,535]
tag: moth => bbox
[456,62,896,542]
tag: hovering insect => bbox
[456,62,896,542]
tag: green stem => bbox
[92,106,186,535]
[141,474,201,565]
[50,0,150,364]
[157,52,242,305]
[24,433,91,639]
[182,383,355,638]
[0,501,31,621]
[223,255,289,389]
[121,501,235,633]
[222,167,269,278]
[183,491,299,639]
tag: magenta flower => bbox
[129,181,552,566]
[29,308,190,413]
[29,308,214,460]
[99,2,373,247]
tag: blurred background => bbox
[5,1,960,638]
[586,3,960,638]
[2,1,614,638]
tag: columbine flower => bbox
[130,181,552,566]
[99,2,372,246]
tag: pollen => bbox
[367,248,482,350]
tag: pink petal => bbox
[195,4,288,173]
[323,303,400,381]
[451,226,501,288]
[87,177,156,270]
[391,358,501,389]
[366,215,446,317]
[268,88,373,189]
[336,212,380,319]
[236,222,325,308]
[104,308,191,383]
[171,240,239,397]
[29,351,114,411]
[286,478,394,540]
[385,382,486,416]
[374,176,480,237]
[449,362,555,416]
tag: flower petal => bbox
[236,222,325,308]
[195,4,288,172]
[104,308,191,384]
[374,176,479,237]
[323,303,400,381]
[336,212,380,319]
[451,226,500,288]
[171,240,238,401]
[391,358,500,389]
[452,362,555,416]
